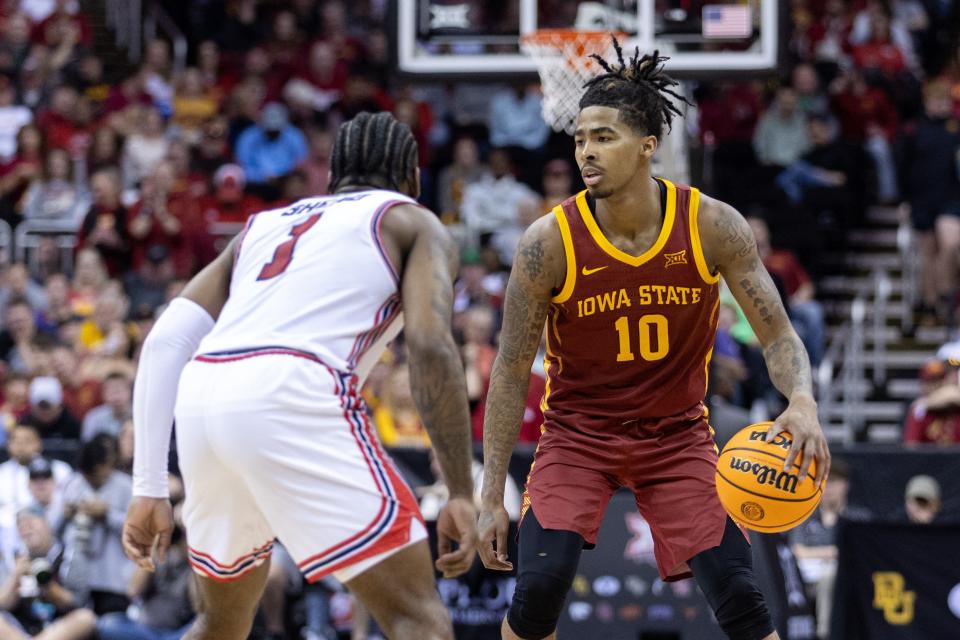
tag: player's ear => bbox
[640,134,658,160]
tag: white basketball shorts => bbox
[174,347,426,584]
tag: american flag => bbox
[701,4,752,39]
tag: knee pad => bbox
[711,570,775,640]
[507,509,585,640]
[507,568,574,640]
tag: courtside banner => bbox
[832,520,960,639]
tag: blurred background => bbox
[0,0,957,639]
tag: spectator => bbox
[171,67,219,146]
[234,102,307,200]
[790,461,868,640]
[127,163,187,276]
[299,127,332,197]
[791,63,828,115]
[20,148,89,225]
[0,12,32,72]
[541,158,574,206]
[194,117,231,176]
[78,169,130,277]
[140,38,173,112]
[72,53,110,112]
[488,84,549,151]
[25,456,66,533]
[903,358,960,444]
[0,124,43,225]
[121,106,169,191]
[749,217,826,365]
[35,86,82,153]
[436,136,490,224]
[372,365,430,448]
[461,305,497,409]
[460,148,540,255]
[79,372,130,443]
[21,376,80,441]
[829,69,899,202]
[0,424,71,517]
[61,434,133,614]
[49,343,100,421]
[285,40,347,114]
[753,86,811,170]
[0,508,96,638]
[696,82,762,212]
[0,374,30,431]
[899,474,942,524]
[850,0,919,71]
[0,75,32,162]
[900,80,960,324]
[124,245,176,320]
[0,263,48,318]
[77,286,130,359]
[0,297,41,375]
[97,478,194,640]
[87,127,120,174]
[36,274,70,331]
[777,113,868,232]
[31,0,91,47]
[418,449,522,521]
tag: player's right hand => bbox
[477,503,513,571]
[122,496,174,572]
[435,496,479,578]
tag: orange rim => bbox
[520,29,626,47]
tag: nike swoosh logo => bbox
[581,265,608,276]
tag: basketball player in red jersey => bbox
[478,44,831,640]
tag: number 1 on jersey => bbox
[257,213,323,280]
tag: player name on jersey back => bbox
[197,190,415,384]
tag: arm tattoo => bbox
[713,210,753,258]
[408,240,474,499]
[737,265,776,326]
[481,277,550,504]
[519,239,545,281]
[762,333,813,399]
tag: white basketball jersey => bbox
[198,190,416,384]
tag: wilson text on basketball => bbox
[729,457,799,494]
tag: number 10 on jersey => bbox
[614,314,669,362]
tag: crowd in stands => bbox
[0,0,956,638]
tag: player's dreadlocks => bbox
[580,38,693,140]
[329,111,418,193]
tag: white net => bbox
[521,30,624,135]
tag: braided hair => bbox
[329,111,418,193]
[579,38,692,140]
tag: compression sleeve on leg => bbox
[132,298,215,498]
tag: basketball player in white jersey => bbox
[122,112,478,640]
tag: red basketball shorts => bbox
[522,412,743,581]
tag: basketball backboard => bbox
[396,0,780,77]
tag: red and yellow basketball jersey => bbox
[542,178,720,427]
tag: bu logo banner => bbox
[833,521,960,639]
[872,572,916,625]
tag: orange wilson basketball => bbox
[715,422,823,533]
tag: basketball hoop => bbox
[521,30,625,135]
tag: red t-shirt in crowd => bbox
[472,372,546,445]
[764,250,811,298]
[903,400,960,445]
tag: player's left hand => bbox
[766,392,831,489]
[435,496,478,579]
